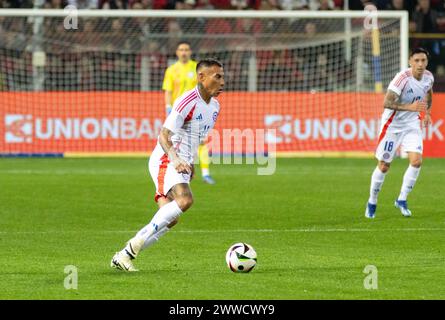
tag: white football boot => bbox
[110,237,144,272]
[394,200,412,217]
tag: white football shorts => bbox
[375,128,423,163]
[148,148,191,202]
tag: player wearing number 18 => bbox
[365,48,434,219]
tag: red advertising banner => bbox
[1,92,444,157]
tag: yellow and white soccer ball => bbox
[226,243,257,273]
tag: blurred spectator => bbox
[136,41,167,90]
[0,71,6,90]
[79,56,94,90]
[225,50,249,91]
[260,50,294,91]
[151,0,167,8]
[129,0,152,8]
[234,18,262,34]
[45,0,66,8]
[348,0,376,10]
[210,0,231,9]
[278,0,309,10]
[434,64,445,90]
[230,0,261,9]
[113,55,135,90]
[202,18,232,50]
[99,0,128,8]
[74,18,100,48]
[205,18,232,34]
[140,0,152,8]
[175,0,195,9]
[195,0,215,9]
[309,0,335,10]
[304,52,335,91]
[410,0,439,33]
[68,0,98,8]
[166,19,183,53]
[1,0,33,7]
[259,0,280,9]
[231,0,248,9]
[0,17,5,47]
[385,0,404,10]
[111,18,123,31]
[305,21,317,37]
[176,0,206,32]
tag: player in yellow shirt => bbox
[162,41,215,184]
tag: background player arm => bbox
[159,127,192,174]
[164,90,173,114]
[162,68,173,114]
[383,90,427,112]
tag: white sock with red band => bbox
[398,165,421,201]
[368,167,387,205]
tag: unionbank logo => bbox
[264,115,293,143]
[264,114,444,142]
[264,114,382,143]
[4,114,163,143]
[5,114,33,143]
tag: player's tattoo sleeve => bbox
[383,90,404,110]
[426,89,433,112]
[159,127,176,157]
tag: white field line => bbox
[0,228,444,235]
[2,169,445,176]
[0,169,140,175]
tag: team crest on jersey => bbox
[188,71,194,78]
[383,152,391,160]
[212,111,219,122]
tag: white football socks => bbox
[123,201,182,258]
[398,165,421,201]
[368,167,387,205]
[141,226,170,250]
[201,168,210,177]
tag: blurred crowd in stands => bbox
[0,0,445,91]
[0,0,444,19]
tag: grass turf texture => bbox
[0,158,444,300]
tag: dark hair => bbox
[196,58,223,72]
[410,47,430,59]
[176,41,192,49]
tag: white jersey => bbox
[381,68,434,132]
[153,87,220,164]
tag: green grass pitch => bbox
[0,157,444,299]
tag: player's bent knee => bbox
[410,159,422,168]
[378,162,390,173]
[176,196,194,212]
[168,218,179,228]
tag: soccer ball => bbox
[225,243,257,273]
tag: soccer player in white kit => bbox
[365,48,434,219]
[111,59,224,271]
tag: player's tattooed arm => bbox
[383,90,427,112]
[426,88,433,113]
[383,90,403,110]
[423,88,433,127]
[159,127,192,174]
